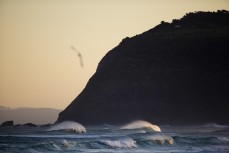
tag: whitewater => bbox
[0,120,229,153]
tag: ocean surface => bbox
[0,121,229,153]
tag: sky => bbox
[0,0,229,110]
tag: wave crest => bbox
[201,123,229,128]
[48,121,86,133]
[121,120,161,132]
[143,134,174,145]
[100,138,137,148]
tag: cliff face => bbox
[58,11,229,125]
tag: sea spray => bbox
[121,120,161,132]
[48,121,86,133]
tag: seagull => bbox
[70,46,84,67]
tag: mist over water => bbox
[0,120,229,153]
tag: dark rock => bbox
[57,11,229,125]
[14,124,22,127]
[1,121,14,127]
[40,123,52,127]
[23,123,37,127]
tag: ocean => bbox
[0,121,229,153]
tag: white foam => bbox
[61,139,77,148]
[139,130,147,133]
[100,138,137,148]
[52,143,61,150]
[39,141,61,150]
[121,120,161,132]
[62,140,70,147]
[48,121,86,133]
[218,137,229,142]
[144,134,174,145]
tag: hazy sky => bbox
[0,0,229,109]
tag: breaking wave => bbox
[48,121,86,133]
[142,134,174,145]
[1,123,229,152]
[121,120,161,132]
[100,138,137,148]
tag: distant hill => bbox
[57,10,229,125]
[0,106,62,125]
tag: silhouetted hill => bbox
[57,11,229,125]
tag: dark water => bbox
[0,124,229,153]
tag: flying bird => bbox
[71,46,84,67]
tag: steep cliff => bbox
[57,11,229,125]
